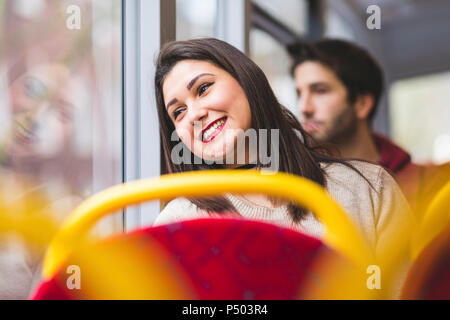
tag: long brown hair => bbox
[155,38,366,221]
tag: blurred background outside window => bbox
[250,29,298,115]
[176,0,218,40]
[390,71,450,164]
[253,0,307,35]
[250,0,308,116]
[324,5,356,41]
[0,0,123,236]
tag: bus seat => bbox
[30,170,374,299]
[401,226,449,299]
[411,180,450,261]
[33,218,355,299]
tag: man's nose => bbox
[298,94,315,118]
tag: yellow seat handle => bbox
[43,170,374,279]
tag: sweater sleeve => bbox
[323,161,414,258]
[153,197,210,226]
[372,167,415,298]
[373,167,415,259]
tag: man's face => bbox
[294,61,357,144]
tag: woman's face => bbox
[163,59,252,166]
[6,63,75,159]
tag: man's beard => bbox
[320,105,358,145]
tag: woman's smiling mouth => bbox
[14,121,37,145]
[201,116,227,143]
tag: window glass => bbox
[253,0,308,35]
[176,0,218,40]
[250,29,298,116]
[324,8,356,41]
[390,71,450,164]
[0,0,123,236]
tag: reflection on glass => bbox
[0,0,122,299]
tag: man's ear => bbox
[354,94,375,120]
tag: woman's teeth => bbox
[202,118,225,141]
[15,123,36,142]
[15,122,35,142]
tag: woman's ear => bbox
[354,94,375,120]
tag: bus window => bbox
[176,0,218,40]
[0,0,123,237]
[324,6,356,41]
[390,71,450,165]
[250,29,298,116]
[249,0,309,117]
[253,0,308,35]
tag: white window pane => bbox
[253,0,308,35]
[324,8,356,41]
[390,71,450,164]
[176,0,218,40]
[250,29,298,116]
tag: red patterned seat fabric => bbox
[401,227,450,300]
[33,218,340,300]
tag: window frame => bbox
[123,0,175,231]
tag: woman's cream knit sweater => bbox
[154,161,413,257]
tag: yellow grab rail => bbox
[43,170,374,279]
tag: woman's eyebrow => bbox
[187,73,213,90]
[56,98,75,111]
[166,73,214,110]
[166,98,178,110]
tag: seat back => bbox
[401,226,449,299]
[33,170,375,299]
[411,180,450,260]
[34,218,357,299]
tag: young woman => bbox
[153,38,411,256]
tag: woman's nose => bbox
[188,105,208,125]
[16,102,50,132]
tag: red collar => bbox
[373,133,412,173]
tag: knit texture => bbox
[154,161,413,257]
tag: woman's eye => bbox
[23,76,48,101]
[198,82,213,96]
[52,105,74,123]
[173,108,184,120]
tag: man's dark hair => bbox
[288,39,384,122]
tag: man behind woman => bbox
[288,38,450,219]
